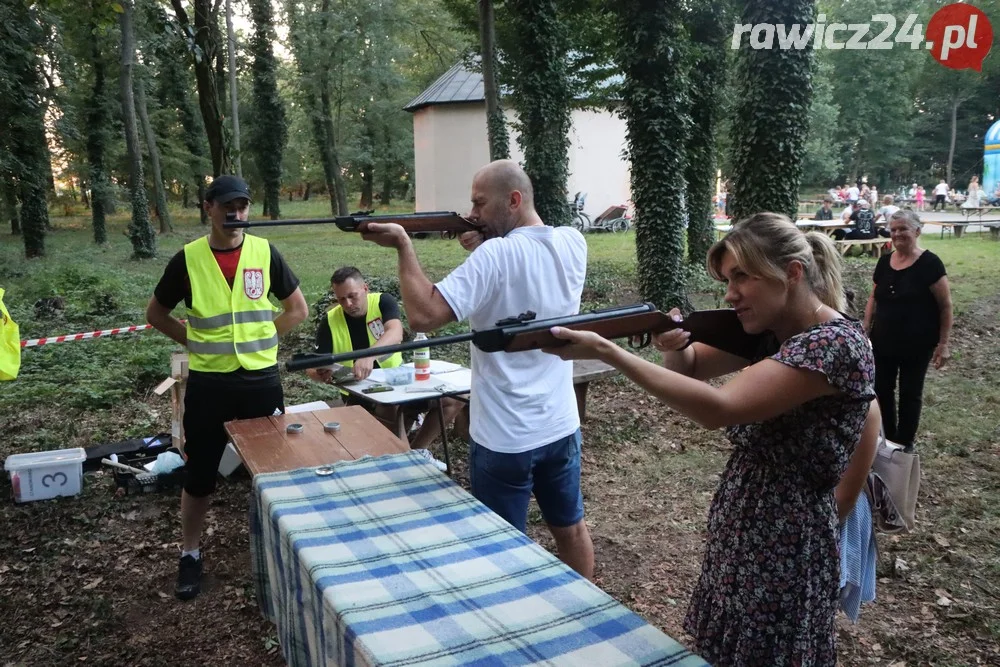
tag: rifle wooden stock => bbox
[223,210,483,235]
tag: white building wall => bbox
[412,104,630,219]
[412,104,490,213]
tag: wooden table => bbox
[224,406,408,476]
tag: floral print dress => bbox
[683,318,875,666]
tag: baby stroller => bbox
[589,202,631,233]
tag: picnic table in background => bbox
[250,451,709,667]
[337,359,471,472]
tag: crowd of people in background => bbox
[824,175,1000,212]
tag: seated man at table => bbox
[834,199,890,240]
[359,159,595,580]
[814,195,835,220]
[306,266,463,450]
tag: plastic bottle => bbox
[413,332,431,381]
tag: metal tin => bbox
[323,422,341,433]
[285,423,304,434]
[315,466,335,476]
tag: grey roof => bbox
[404,62,484,112]
[404,58,624,113]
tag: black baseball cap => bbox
[205,175,251,203]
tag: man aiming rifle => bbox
[358,159,597,580]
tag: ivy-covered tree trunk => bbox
[119,0,156,259]
[478,0,509,161]
[85,15,111,245]
[684,3,727,265]
[3,179,20,236]
[506,0,571,227]
[169,0,231,176]
[137,78,172,234]
[613,0,690,310]
[728,0,814,222]
[248,0,288,219]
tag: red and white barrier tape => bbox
[21,321,184,348]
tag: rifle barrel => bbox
[223,211,475,230]
[285,331,475,371]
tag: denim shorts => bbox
[468,429,584,533]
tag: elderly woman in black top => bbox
[863,210,953,450]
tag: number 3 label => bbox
[41,472,68,487]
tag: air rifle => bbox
[285,303,769,372]
[222,210,483,236]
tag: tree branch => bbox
[169,0,189,26]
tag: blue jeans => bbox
[468,429,584,533]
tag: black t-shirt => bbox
[314,293,401,368]
[871,250,946,355]
[814,207,834,221]
[152,239,300,386]
[850,209,876,237]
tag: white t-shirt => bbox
[877,205,899,221]
[933,182,949,196]
[847,186,860,201]
[436,225,587,453]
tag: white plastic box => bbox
[4,448,86,503]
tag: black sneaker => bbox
[175,554,203,601]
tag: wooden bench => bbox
[985,222,1000,240]
[959,206,1000,223]
[936,221,973,238]
[572,359,620,422]
[834,238,889,257]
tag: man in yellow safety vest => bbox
[145,175,309,601]
[0,287,20,381]
[307,266,463,450]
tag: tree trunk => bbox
[225,0,242,176]
[478,0,509,161]
[360,167,374,209]
[169,0,231,176]
[684,3,728,265]
[946,99,960,186]
[119,0,156,259]
[506,0,572,227]
[85,16,110,245]
[303,182,311,200]
[17,106,50,257]
[137,78,172,234]
[4,178,21,236]
[613,0,688,309]
[318,89,349,215]
[380,173,393,208]
[248,0,287,219]
[197,181,207,224]
[728,0,814,222]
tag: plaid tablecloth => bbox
[249,451,707,667]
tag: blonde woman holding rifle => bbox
[544,213,875,665]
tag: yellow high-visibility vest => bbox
[327,293,402,369]
[184,235,278,372]
[0,287,21,381]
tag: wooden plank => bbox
[306,406,409,460]
[225,406,402,476]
